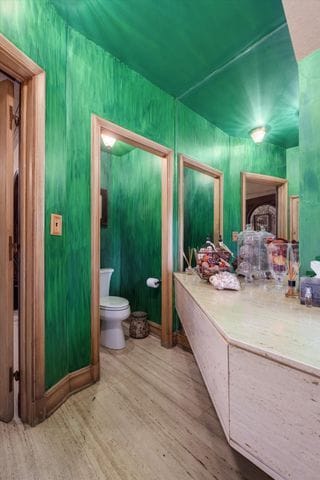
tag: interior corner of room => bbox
[0,1,319,479]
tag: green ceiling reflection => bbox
[52,0,299,147]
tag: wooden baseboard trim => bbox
[148,322,192,351]
[174,331,192,352]
[173,330,192,352]
[32,397,46,426]
[148,320,161,337]
[44,364,97,418]
[91,361,100,382]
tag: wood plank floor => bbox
[0,335,271,480]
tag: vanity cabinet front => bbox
[229,346,320,480]
[174,273,320,480]
[175,280,229,437]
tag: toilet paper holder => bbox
[146,277,161,288]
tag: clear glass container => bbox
[237,225,274,281]
[286,242,299,297]
[267,241,289,288]
[305,287,313,307]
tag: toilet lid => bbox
[100,296,129,311]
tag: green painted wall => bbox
[0,0,174,389]
[0,0,287,389]
[64,28,174,381]
[0,0,70,388]
[298,49,320,273]
[100,150,121,294]
[286,146,300,196]
[100,148,162,324]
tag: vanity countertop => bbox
[174,272,320,377]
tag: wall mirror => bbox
[241,172,288,238]
[179,155,223,271]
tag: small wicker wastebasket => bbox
[129,311,149,339]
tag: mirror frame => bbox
[178,154,223,271]
[92,116,174,350]
[289,194,299,242]
[241,172,288,239]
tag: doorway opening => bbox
[0,71,21,421]
[241,172,288,239]
[91,116,173,371]
[100,137,163,338]
[0,34,45,426]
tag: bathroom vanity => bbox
[174,273,320,480]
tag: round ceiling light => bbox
[249,126,266,144]
[101,133,116,149]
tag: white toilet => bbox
[100,268,131,349]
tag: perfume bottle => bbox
[305,287,313,307]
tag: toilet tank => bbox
[100,268,114,298]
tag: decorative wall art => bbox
[253,213,271,231]
[100,188,108,227]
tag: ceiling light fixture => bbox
[249,126,266,144]
[101,133,116,149]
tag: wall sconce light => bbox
[249,126,266,144]
[101,133,116,149]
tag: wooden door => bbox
[0,79,14,422]
[277,182,288,239]
[290,196,299,241]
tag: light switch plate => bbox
[50,214,62,236]
[232,231,239,242]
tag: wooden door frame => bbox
[241,172,288,239]
[91,115,174,352]
[0,79,15,422]
[178,154,223,271]
[289,195,299,241]
[0,35,45,424]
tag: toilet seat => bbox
[100,296,129,311]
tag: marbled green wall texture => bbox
[183,168,214,259]
[0,0,288,389]
[286,146,300,196]
[100,148,162,324]
[65,27,174,362]
[299,49,320,273]
[176,103,230,172]
[0,0,174,388]
[0,0,69,388]
[175,102,230,264]
[100,150,121,294]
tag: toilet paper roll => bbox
[146,277,160,288]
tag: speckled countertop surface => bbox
[174,272,320,377]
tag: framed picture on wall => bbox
[100,188,108,227]
[253,212,271,231]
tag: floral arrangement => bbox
[195,243,232,281]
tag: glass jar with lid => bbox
[237,225,274,281]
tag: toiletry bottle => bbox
[305,287,312,307]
